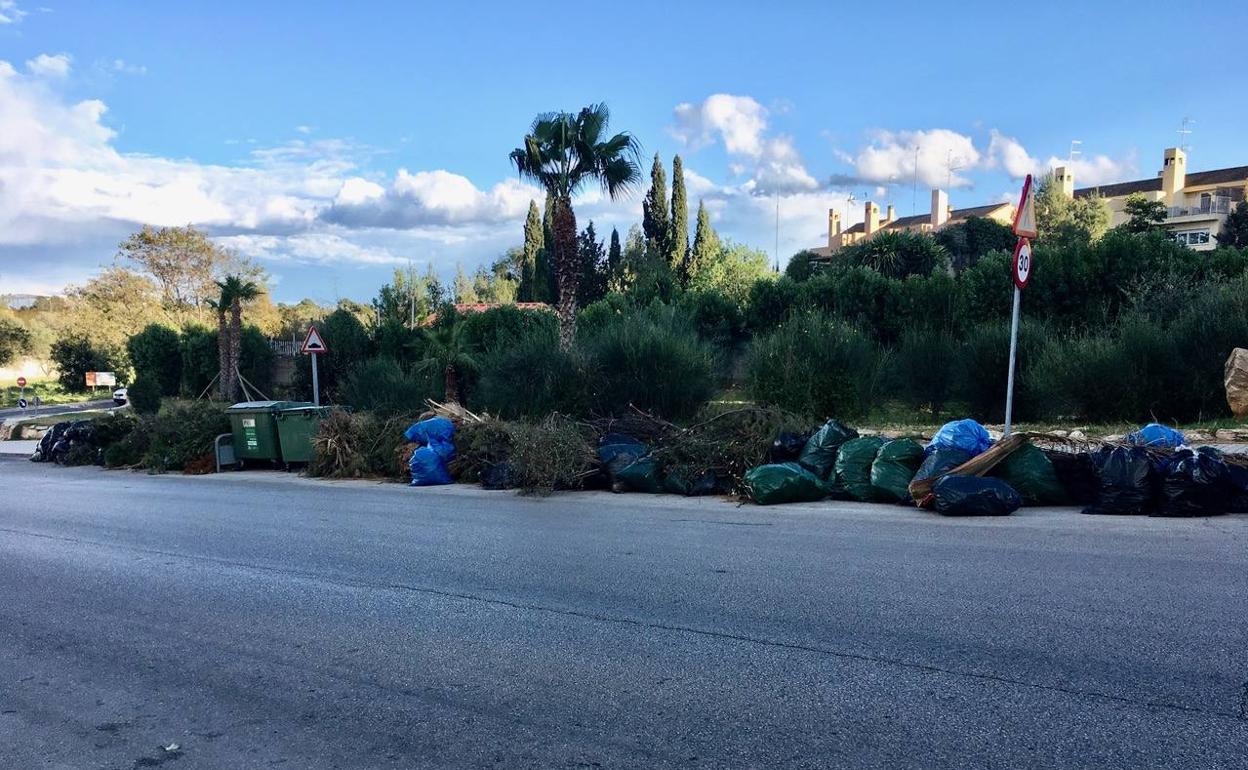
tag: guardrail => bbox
[1168,198,1233,218]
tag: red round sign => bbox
[16,377,26,387]
[1012,238,1033,290]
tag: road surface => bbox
[0,398,121,421]
[1,459,1245,769]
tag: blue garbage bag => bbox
[926,419,992,457]
[409,445,453,486]
[1126,423,1185,449]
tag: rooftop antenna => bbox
[844,191,857,230]
[910,145,920,215]
[1068,140,1082,164]
[944,150,965,192]
[1178,117,1195,154]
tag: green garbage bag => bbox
[990,442,1067,505]
[745,462,829,505]
[615,456,664,493]
[797,420,858,479]
[833,436,887,502]
[870,438,925,503]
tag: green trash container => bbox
[225,401,309,464]
[275,405,330,464]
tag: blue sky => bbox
[2,0,1246,303]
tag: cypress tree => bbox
[607,227,623,292]
[690,199,719,285]
[518,200,543,302]
[577,221,607,306]
[670,154,690,283]
[539,192,558,303]
[641,153,670,261]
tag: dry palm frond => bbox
[424,399,485,424]
[908,432,1029,507]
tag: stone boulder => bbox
[1225,348,1248,417]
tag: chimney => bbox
[864,201,880,236]
[1161,147,1186,205]
[827,208,841,248]
[885,204,896,224]
[1054,166,1074,198]
[930,189,949,228]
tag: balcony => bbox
[1168,197,1234,219]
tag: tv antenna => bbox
[910,145,920,215]
[945,150,965,191]
[1177,117,1195,154]
[1068,140,1082,163]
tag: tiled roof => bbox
[1074,165,1248,199]
[950,202,1011,219]
[1184,166,1248,188]
[886,213,931,229]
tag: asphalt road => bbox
[0,398,121,421]
[1,460,1246,769]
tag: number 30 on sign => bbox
[1012,238,1032,290]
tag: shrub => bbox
[140,400,230,473]
[237,325,275,397]
[105,421,151,467]
[744,311,887,419]
[893,327,959,419]
[126,324,182,396]
[449,420,515,483]
[956,320,1046,423]
[474,332,588,419]
[457,305,558,356]
[49,336,127,392]
[577,293,633,339]
[678,289,745,350]
[0,317,33,367]
[293,308,373,401]
[745,276,803,331]
[308,409,417,479]
[127,374,163,414]
[340,357,435,416]
[579,305,714,419]
[507,414,594,495]
[838,230,949,279]
[180,324,218,398]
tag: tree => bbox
[510,103,642,348]
[49,336,126,392]
[577,221,608,306]
[784,250,821,281]
[61,267,170,353]
[211,275,262,401]
[690,200,719,283]
[934,216,1017,272]
[606,228,624,293]
[117,224,260,313]
[670,155,690,282]
[1034,173,1110,248]
[0,317,32,366]
[418,323,477,404]
[688,240,772,305]
[1121,193,1168,234]
[641,153,670,262]
[838,231,949,279]
[126,324,182,396]
[1217,200,1248,248]
[453,263,479,304]
[517,201,546,302]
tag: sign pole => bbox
[1003,286,1022,436]
[311,352,320,406]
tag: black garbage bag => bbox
[1155,447,1229,517]
[1225,462,1248,514]
[1044,450,1100,506]
[990,442,1067,506]
[597,436,646,487]
[769,431,812,463]
[912,447,974,487]
[480,462,516,490]
[63,420,96,442]
[744,462,829,505]
[31,421,71,462]
[932,476,1021,516]
[663,470,728,497]
[797,420,858,479]
[1083,446,1154,516]
[870,439,924,503]
[832,436,887,502]
[614,456,664,493]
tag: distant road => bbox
[0,398,119,421]
[1,462,1245,768]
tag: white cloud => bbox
[0,0,27,24]
[670,94,816,195]
[26,53,72,78]
[322,170,540,229]
[1041,152,1137,187]
[986,129,1039,179]
[295,124,312,135]
[848,128,982,189]
[111,59,147,76]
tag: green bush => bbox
[105,421,151,467]
[474,332,588,419]
[457,305,558,356]
[744,312,887,419]
[237,325,275,397]
[126,374,163,414]
[126,324,182,396]
[577,293,633,338]
[340,357,436,416]
[678,289,745,350]
[579,305,714,419]
[838,230,949,279]
[507,414,594,495]
[957,320,1046,423]
[140,400,230,473]
[180,324,217,398]
[893,327,958,419]
[49,336,127,392]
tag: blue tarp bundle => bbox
[926,419,992,457]
[1126,423,1185,449]
[405,417,456,486]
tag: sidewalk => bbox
[0,440,38,456]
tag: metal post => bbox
[310,353,320,407]
[1003,286,1022,436]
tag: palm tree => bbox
[510,103,641,348]
[213,275,262,401]
[417,323,476,405]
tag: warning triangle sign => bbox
[1013,174,1038,238]
[301,325,329,355]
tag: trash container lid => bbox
[276,405,330,417]
[226,400,311,412]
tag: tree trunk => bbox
[227,301,242,401]
[551,195,579,350]
[444,363,459,405]
[216,309,230,401]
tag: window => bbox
[1174,230,1210,247]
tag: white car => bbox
[113,387,128,406]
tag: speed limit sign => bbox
[1012,238,1032,290]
